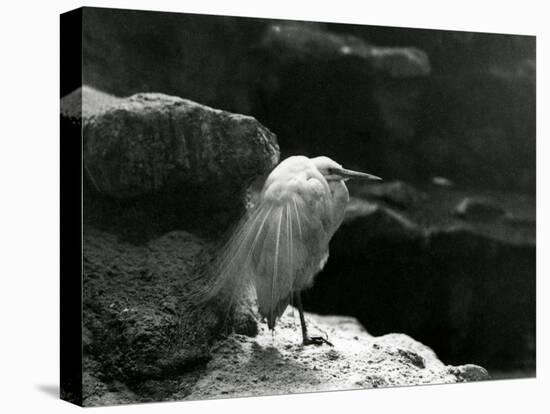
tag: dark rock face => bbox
[325,27,536,192]
[305,183,535,373]
[81,8,264,114]
[80,8,535,193]
[84,229,213,383]
[415,69,535,192]
[258,23,431,77]
[253,23,535,193]
[351,180,427,209]
[253,23,431,185]
[453,197,507,220]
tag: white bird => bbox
[203,155,381,345]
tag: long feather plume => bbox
[195,172,333,331]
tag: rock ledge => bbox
[184,310,488,400]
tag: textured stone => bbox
[306,184,535,373]
[253,22,535,192]
[83,229,215,383]
[183,311,488,400]
[68,87,280,202]
[82,227,260,405]
[252,23,432,191]
[61,86,280,240]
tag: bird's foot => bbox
[303,336,334,347]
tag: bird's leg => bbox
[294,292,333,347]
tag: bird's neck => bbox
[328,180,349,236]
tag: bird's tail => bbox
[193,193,316,331]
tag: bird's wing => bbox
[200,176,332,329]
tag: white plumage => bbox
[203,155,380,344]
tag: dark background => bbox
[79,7,535,377]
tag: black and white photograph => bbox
[3,1,547,413]
[58,5,538,407]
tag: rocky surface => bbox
[353,180,427,209]
[62,86,279,203]
[79,8,535,192]
[83,307,488,406]
[185,311,487,400]
[68,85,279,405]
[452,197,507,220]
[83,228,214,383]
[252,23,431,182]
[81,225,490,407]
[259,23,431,77]
[307,181,535,373]
[61,85,123,121]
[62,86,279,240]
[253,22,535,193]
[82,227,259,406]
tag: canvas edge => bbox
[60,6,83,407]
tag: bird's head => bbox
[312,156,382,182]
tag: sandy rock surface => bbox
[184,310,488,400]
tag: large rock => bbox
[61,86,279,240]
[63,86,279,202]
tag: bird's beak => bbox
[331,167,382,181]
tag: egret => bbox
[203,155,381,346]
